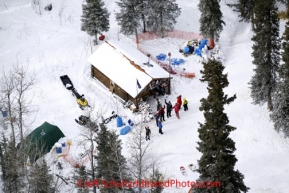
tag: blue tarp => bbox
[56,147,62,154]
[128,119,134,126]
[195,39,208,57]
[156,53,167,61]
[120,126,131,135]
[183,46,194,54]
[117,116,123,127]
[184,46,190,54]
[1,110,8,117]
[171,58,185,65]
[0,107,8,117]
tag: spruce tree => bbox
[270,10,289,137]
[94,124,131,192]
[249,0,280,111]
[115,0,141,37]
[2,138,23,193]
[150,170,163,193]
[73,166,89,193]
[29,159,53,193]
[198,0,225,47]
[194,59,249,193]
[147,0,181,38]
[228,0,254,23]
[0,134,8,183]
[81,0,110,45]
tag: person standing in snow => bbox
[156,98,162,111]
[145,126,151,140]
[157,120,163,134]
[177,95,182,110]
[173,103,180,119]
[183,98,188,111]
[165,99,172,118]
[156,80,164,95]
[160,105,165,121]
[154,112,160,126]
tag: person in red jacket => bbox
[173,103,180,119]
[160,105,166,121]
[177,95,182,110]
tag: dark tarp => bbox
[17,122,65,163]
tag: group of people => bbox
[145,95,189,140]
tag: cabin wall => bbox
[91,65,134,103]
[91,65,110,88]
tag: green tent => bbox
[18,122,65,163]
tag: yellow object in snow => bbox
[183,98,188,105]
[67,139,72,146]
[77,98,88,106]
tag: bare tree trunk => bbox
[7,94,15,144]
[38,0,42,15]
[59,0,67,26]
[160,11,164,38]
[142,13,146,33]
[90,132,97,193]
[135,28,139,44]
[18,99,24,142]
[268,89,273,111]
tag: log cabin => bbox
[88,41,171,109]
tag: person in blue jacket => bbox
[158,120,163,134]
[154,112,160,126]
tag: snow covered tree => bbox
[228,0,254,28]
[270,10,289,137]
[150,169,163,193]
[115,0,142,42]
[194,59,249,193]
[29,159,53,193]
[94,124,131,192]
[198,0,225,48]
[146,0,181,38]
[81,0,110,45]
[73,166,89,193]
[1,136,24,193]
[249,0,280,111]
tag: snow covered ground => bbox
[1,0,289,192]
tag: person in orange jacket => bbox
[177,95,182,109]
